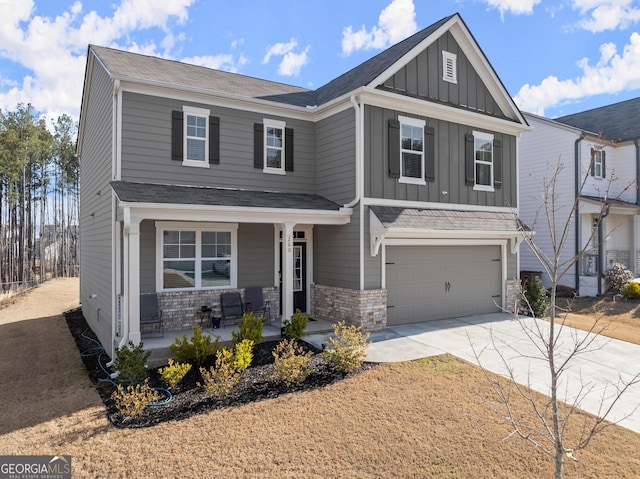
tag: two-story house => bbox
[78,13,530,359]
[520,99,640,296]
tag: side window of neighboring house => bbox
[465,131,502,191]
[388,117,435,183]
[591,148,606,179]
[157,223,237,291]
[254,119,294,174]
[171,106,220,167]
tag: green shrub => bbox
[198,348,240,398]
[170,326,219,364]
[158,359,192,389]
[621,281,640,300]
[606,263,635,293]
[233,339,254,371]
[524,280,550,318]
[321,321,370,373]
[231,312,264,345]
[283,309,309,340]
[271,339,313,387]
[111,380,159,417]
[112,341,150,385]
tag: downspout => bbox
[597,204,611,296]
[635,139,640,205]
[574,134,584,294]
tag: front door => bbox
[279,240,308,315]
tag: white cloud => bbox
[514,32,640,115]
[263,38,310,77]
[341,0,417,55]
[573,0,640,32]
[0,0,196,121]
[182,53,249,73]
[482,0,541,16]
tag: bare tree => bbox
[476,155,640,479]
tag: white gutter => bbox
[345,95,363,208]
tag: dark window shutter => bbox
[285,127,294,172]
[602,150,606,178]
[493,138,502,189]
[388,119,400,178]
[465,133,474,185]
[209,116,220,164]
[590,148,596,176]
[254,123,264,169]
[171,110,183,161]
[425,125,435,182]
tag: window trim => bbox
[263,118,286,175]
[182,105,210,168]
[592,148,604,179]
[398,116,427,185]
[472,130,495,192]
[442,50,457,84]
[155,222,238,292]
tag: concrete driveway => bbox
[305,313,640,434]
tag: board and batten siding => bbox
[381,31,503,119]
[315,108,356,204]
[120,92,316,194]
[364,105,517,208]
[79,56,115,350]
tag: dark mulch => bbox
[64,308,375,429]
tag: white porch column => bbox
[634,215,639,274]
[126,218,142,344]
[281,222,296,322]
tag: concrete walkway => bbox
[305,313,640,434]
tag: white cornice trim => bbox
[363,197,517,214]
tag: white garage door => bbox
[386,245,502,325]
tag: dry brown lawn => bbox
[2,279,640,478]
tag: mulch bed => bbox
[64,308,375,429]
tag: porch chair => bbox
[220,291,246,328]
[244,286,271,324]
[140,293,164,337]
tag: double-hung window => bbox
[399,116,426,185]
[264,119,286,174]
[183,106,209,167]
[473,131,494,191]
[592,148,604,178]
[157,222,237,291]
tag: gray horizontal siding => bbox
[364,105,517,208]
[120,92,316,194]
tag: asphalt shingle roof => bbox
[370,206,525,232]
[110,181,343,211]
[555,96,640,142]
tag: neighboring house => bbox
[519,98,640,296]
[77,13,530,359]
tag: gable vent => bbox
[442,50,457,84]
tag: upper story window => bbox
[157,222,237,291]
[399,115,426,185]
[591,148,606,179]
[171,107,220,167]
[264,119,286,174]
[473,131,494,192]
[442,51,457,84]
[183,106,209,167]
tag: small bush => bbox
[233,339,254,371]
[198,348,240,398]
[112,341,150,385]
[524,280,550,318]
[158,359,192,389]
[621,281,640,300]
[321,321,370,373]
[111,380,159,417]
[232,312,264,345]
[271,339,313,387]
[170,326,219,364]
[283,309,309,340]
[606,263,635,293]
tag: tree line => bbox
[0,103,79,291]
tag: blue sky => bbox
[1,0,640,124]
